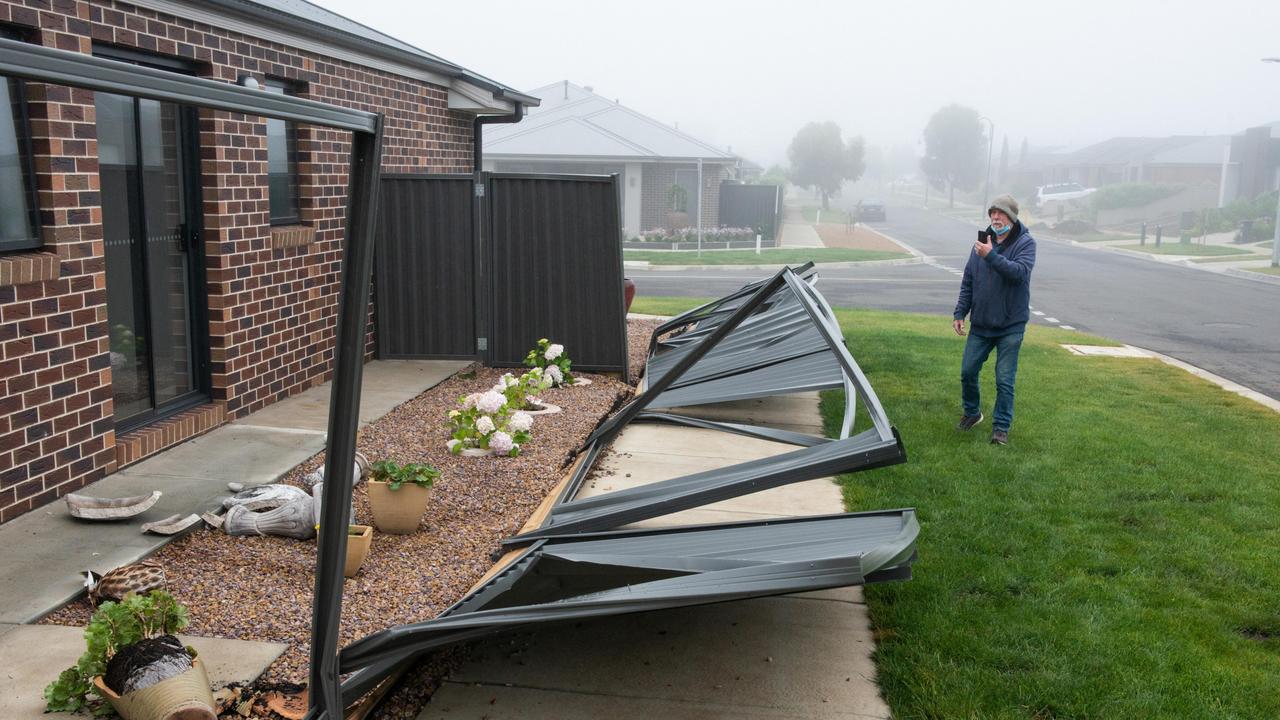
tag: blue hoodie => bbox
[953,222,1037,337]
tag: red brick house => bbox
[0,0,533,523]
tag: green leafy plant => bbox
[523,338,574,386]
[44,590,189,714]
[667,184,689,213]
[369,460,439,490]
[446,388,532,457]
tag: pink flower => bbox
[461,392,482,409]
[509,411,533,432]
[489,431,514,454]
[544,343,564,361]
[476,390,506,414]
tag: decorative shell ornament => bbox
[83,559,167,605]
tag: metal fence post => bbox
[1140,222,1146,246]
[1155,225,1162,248]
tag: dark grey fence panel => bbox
[486,173,628,377]
[720,183,782,241]
[375,175,475,359]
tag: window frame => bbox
[0,28,41,253]
[264,77,302,227]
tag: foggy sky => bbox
[311,0,1280,168]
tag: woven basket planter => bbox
[366,481,431,534]
[93,657,215,720]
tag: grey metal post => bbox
[697,157,704,258]
[1140,222,1146,246]
[979,116,994,215]
[1272,188,1279,267]
[308,116,385,720]
[1155,225,1162,248]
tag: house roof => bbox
[1044,136,1208,167]
[195,0,539,107]
[1147,135,1230,165]
[484,81,736,162]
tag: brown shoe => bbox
[956,412,983,431]
[990,429,1008,445]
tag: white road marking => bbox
[1045,317,1060,323]
[1032,311,1045,316]
[1060,325,1076,330]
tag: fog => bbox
[311,0,1280,167]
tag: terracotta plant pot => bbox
[93,657,216,720]
[344,525,373,577]
[366,481,431,534]
[623,277,636,313]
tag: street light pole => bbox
[979,116,994,215]
[1266,59,1280,266]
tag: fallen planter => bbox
[66,491,161,520]
[93,657,215,720]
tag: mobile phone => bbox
[977,230,989,243]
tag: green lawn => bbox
[631,296,1280,719]
[800,207,853,223]
[623,248,908,265]
[1115,243,1252,257]
[1246,265,1280,276]
[1055,232,1137,243]
[1255,241,1273,250]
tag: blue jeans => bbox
[961,331,1024,431]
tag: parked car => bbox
[1035,183,1096,207]
[856,199,886,222]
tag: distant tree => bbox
[920,104,986,208]
[757,164,789,187]
[786,122,866,210]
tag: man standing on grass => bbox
[952,194,1037,445]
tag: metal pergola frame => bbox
[0,38,381,720]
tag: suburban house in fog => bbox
[482,81,743,238]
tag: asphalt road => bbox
[628,203,1280,401]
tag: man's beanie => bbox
[989,194,1019,224]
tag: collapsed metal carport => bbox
[0,39,918,720]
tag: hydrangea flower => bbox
[509,411,533,432]
[461,392,482,410]
[489,431,514,454]
[502,373,519,387]
[476,390,506,414]
[476,415,496,435]
[448,410,461,418]
[544,343,564,360]
[545,365,563,386]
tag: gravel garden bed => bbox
[42,319,663,718]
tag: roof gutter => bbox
[199,0,540,106]
[473,102,525,172]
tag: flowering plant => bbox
[494,370,551,411]
[447,389,532,457]
[524,338,573,387]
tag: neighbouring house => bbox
[0,0,534,523]
[482,81,741,238]
[1012,123,1280,209]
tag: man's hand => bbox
[974,234,992,258]
[953,318,966,336]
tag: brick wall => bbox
[0,0,476,523]
[640,162,729,231]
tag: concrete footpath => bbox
[423,394,892,720]
[0,359,466,718]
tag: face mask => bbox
[992,222,1012,236]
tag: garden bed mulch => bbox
[41,319,663,719]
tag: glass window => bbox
[264,79,300,226]
[0,76,39,251]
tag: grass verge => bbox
[800,207,853,223]
[1114,243,1252,257]
[1245,265,1280,276]
[633,295,1280,718]
[623,247,908,265]
[818,308,1280,719]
